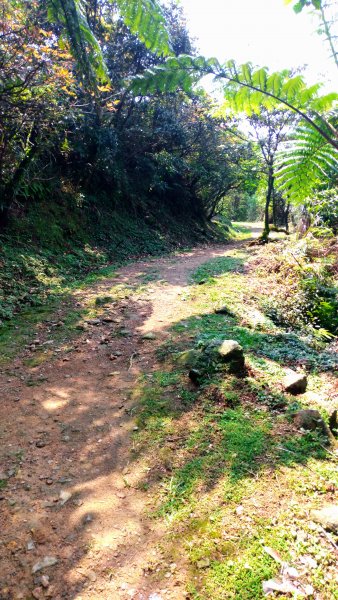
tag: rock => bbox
[142,332,156,340]
[293,410,330,438]
[32,525,50,545]
[40,575,50,588]
[329,409,338,437]
[35,440,47,448]
[59,490,72,505]
[119,329,132,336]
[83,513,94,524]
[204,339,243,363]
[196,558,210,569]
[188,369,201,384]
[262,579,310,596]
[204,338,245,375]
[284,371,307,395]
[32,556,58,573]
[175,349,202,368]
[214,305,235,317]
[32,587,43,600]
[311,505,338,533]
[27,540,35,551]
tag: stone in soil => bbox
[311,504,338,533]
[329,409,338,437]
[142,332,157,340]
[203,338,245,375]
[204,338,244,363]
[214,305,235,316]
[175,349,202,368]
[292,409,330,439]
[283,371,307,395]
[32,556,58,573]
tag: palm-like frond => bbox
[132,56,338,149]
[47,0,108,84]
[115,0,172,57]
[276,116,338,202]
[47,0,171,86]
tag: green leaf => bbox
[115,0,172,56]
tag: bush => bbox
[260,238,338,339]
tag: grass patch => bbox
[131,244,337,599]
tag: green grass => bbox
[190,255,245,284]
[130,246,337,599]
[1,223,337,598]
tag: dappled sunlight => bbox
[1,225,337,599]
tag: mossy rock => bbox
[175,349,202,368]
[203,339,244,363]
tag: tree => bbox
[45,0,172,90]
[0,0,75,226]
[247,109,294,238]
[132,57,338,205]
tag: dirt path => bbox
[0,238,252,600]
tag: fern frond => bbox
[47,0,108,84]
[133,56,338,148]
[47,0,172,88]
[276,116,338,202]
[115,0,172,57]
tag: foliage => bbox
[46,0,172,88]
[276,114,338,202]
[0,0,75,223]
[259,239,338,338]
[306,188,338,231]
[132,55,338,205]
[132,56,337,143]
[0,0,254,240]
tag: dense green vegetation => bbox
[1,0,337,326]
[0,2,337,597]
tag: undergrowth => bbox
[0,196,231,323]
[130,239,337,599]
[254,236,338,340]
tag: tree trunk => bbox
[262,166,274,241]
[284,202,291,232]
[272,187,277,227]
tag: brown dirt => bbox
[0,242,242,600]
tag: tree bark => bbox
[262,165,274,240]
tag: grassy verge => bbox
[0,203,233,364]
[130,244,338,599]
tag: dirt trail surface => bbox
[0,238,254,600]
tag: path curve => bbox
[0,237,252,600]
